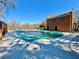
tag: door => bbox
[47,26,49,30]
[0,23,2,38]
[55,26,57,31]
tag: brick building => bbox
[47,12,76,32]
[0,21,7,39]
[8,23,40,30]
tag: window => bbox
[52,18,56,22]
[61,16,66,23]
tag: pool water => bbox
[15,30,64,41]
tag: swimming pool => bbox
[15,30,64,41]
[1,30,79,59]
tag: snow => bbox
[0,31,79,59]
[18,40,26,45]
[37,39,52,44]
[59,44,72,51]
[59,39,65,42]
[0,51,8,58]
[27,44,40,51]
[64,40,71,43]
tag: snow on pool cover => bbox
[15,30,64,41]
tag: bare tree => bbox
[0,0,16,20]
[40,20,47,30]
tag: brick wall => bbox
[8,24,40,30]
[47,12,75,32]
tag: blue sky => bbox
[4,0,79,24]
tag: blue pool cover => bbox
[15,30,64,41]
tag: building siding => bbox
[0,21,7,39]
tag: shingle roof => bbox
[0,20,7,25]
[47,11,72,19]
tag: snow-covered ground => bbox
[0,31,79,59]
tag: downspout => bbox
[70,12,72,32]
